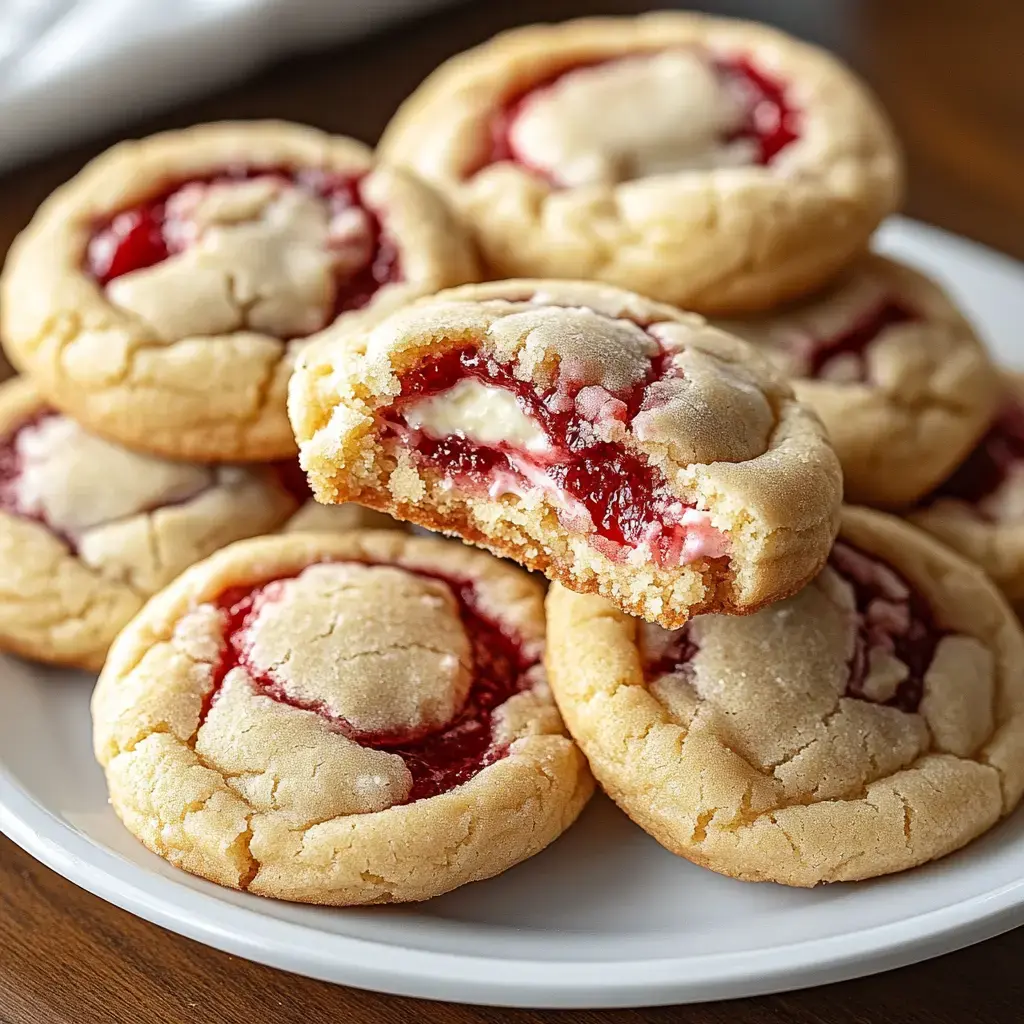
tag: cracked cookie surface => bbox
[1,121,479,463]
[912,372,1024,598]
[0,377,298,669]
[716,255,999,506]
[379,12,901,314]
[546,506,1024,885]
[290,278,842,628]
[91,530,592,905]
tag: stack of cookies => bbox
[0,123,458,670]
[2,12,1022,905]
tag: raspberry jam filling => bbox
[929,398,1024,511]
[384,345,728,566]
[85,166,401,332]
[479,51,799,180]
[829,541,944,713]
[206,563,534,802]
[717,57,801,166]
[805,300,916,382]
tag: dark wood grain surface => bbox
[1,1,1022,1021]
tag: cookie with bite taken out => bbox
[289,278,843,628]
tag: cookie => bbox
[716,255,999,506]
[911,372,1024,598]
[272,456,403,534]
[1,121,479,463]
[92,531,592,904]
[0,377,297,670]
[547,506,1024,886]
[379,13,901,314]
[282,499,401,534]
[290,278,842,628]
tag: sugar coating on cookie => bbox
[1,121,479,463]
[0,377,297,669]
[716,255,999,506]
[546,507,1024,886]
[92,531,592,905]
[290,279,842,627]
[912,372,1024,598]
[379,12,901,314]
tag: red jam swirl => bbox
[206,563,535,803]
[829,541,944,713]
[85,166,401,333]
[929,398,1024,509]
[384,345,709,562]
[717,57,801,165]
[478,52,799,179]
[806,300,916,381]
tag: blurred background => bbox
[0,0,1021,271]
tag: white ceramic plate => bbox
[2,216,1024,1009]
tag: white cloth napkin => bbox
[0,0,447,172]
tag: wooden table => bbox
[1,1,1022,1021]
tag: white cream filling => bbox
[508,51,752,186]
[106,178,371,341]
[14,416,212,536]
[400,381,730,566]
[403,379,552,455]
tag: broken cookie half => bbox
[289,280,843,626]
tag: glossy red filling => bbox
[478,51,799,180]
[717,57,801,166]
[206,563,534,803]
[829,541,944,713]
[85,166,401,334]
[806,300,916,381]
[384,345,709,562]
[929,398,1024,509]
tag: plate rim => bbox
[4,758,1024,1008]
[3,215,1024,1008]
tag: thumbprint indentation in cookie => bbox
[205,561,535,802]
[643,540,945,716]
[85,167,401,339]
[383,339,731,567]
[803,300,916,382]
[477,50,799,184]
[929,397,1024,519]
[828,541,945,712]
[0,409,213,551]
